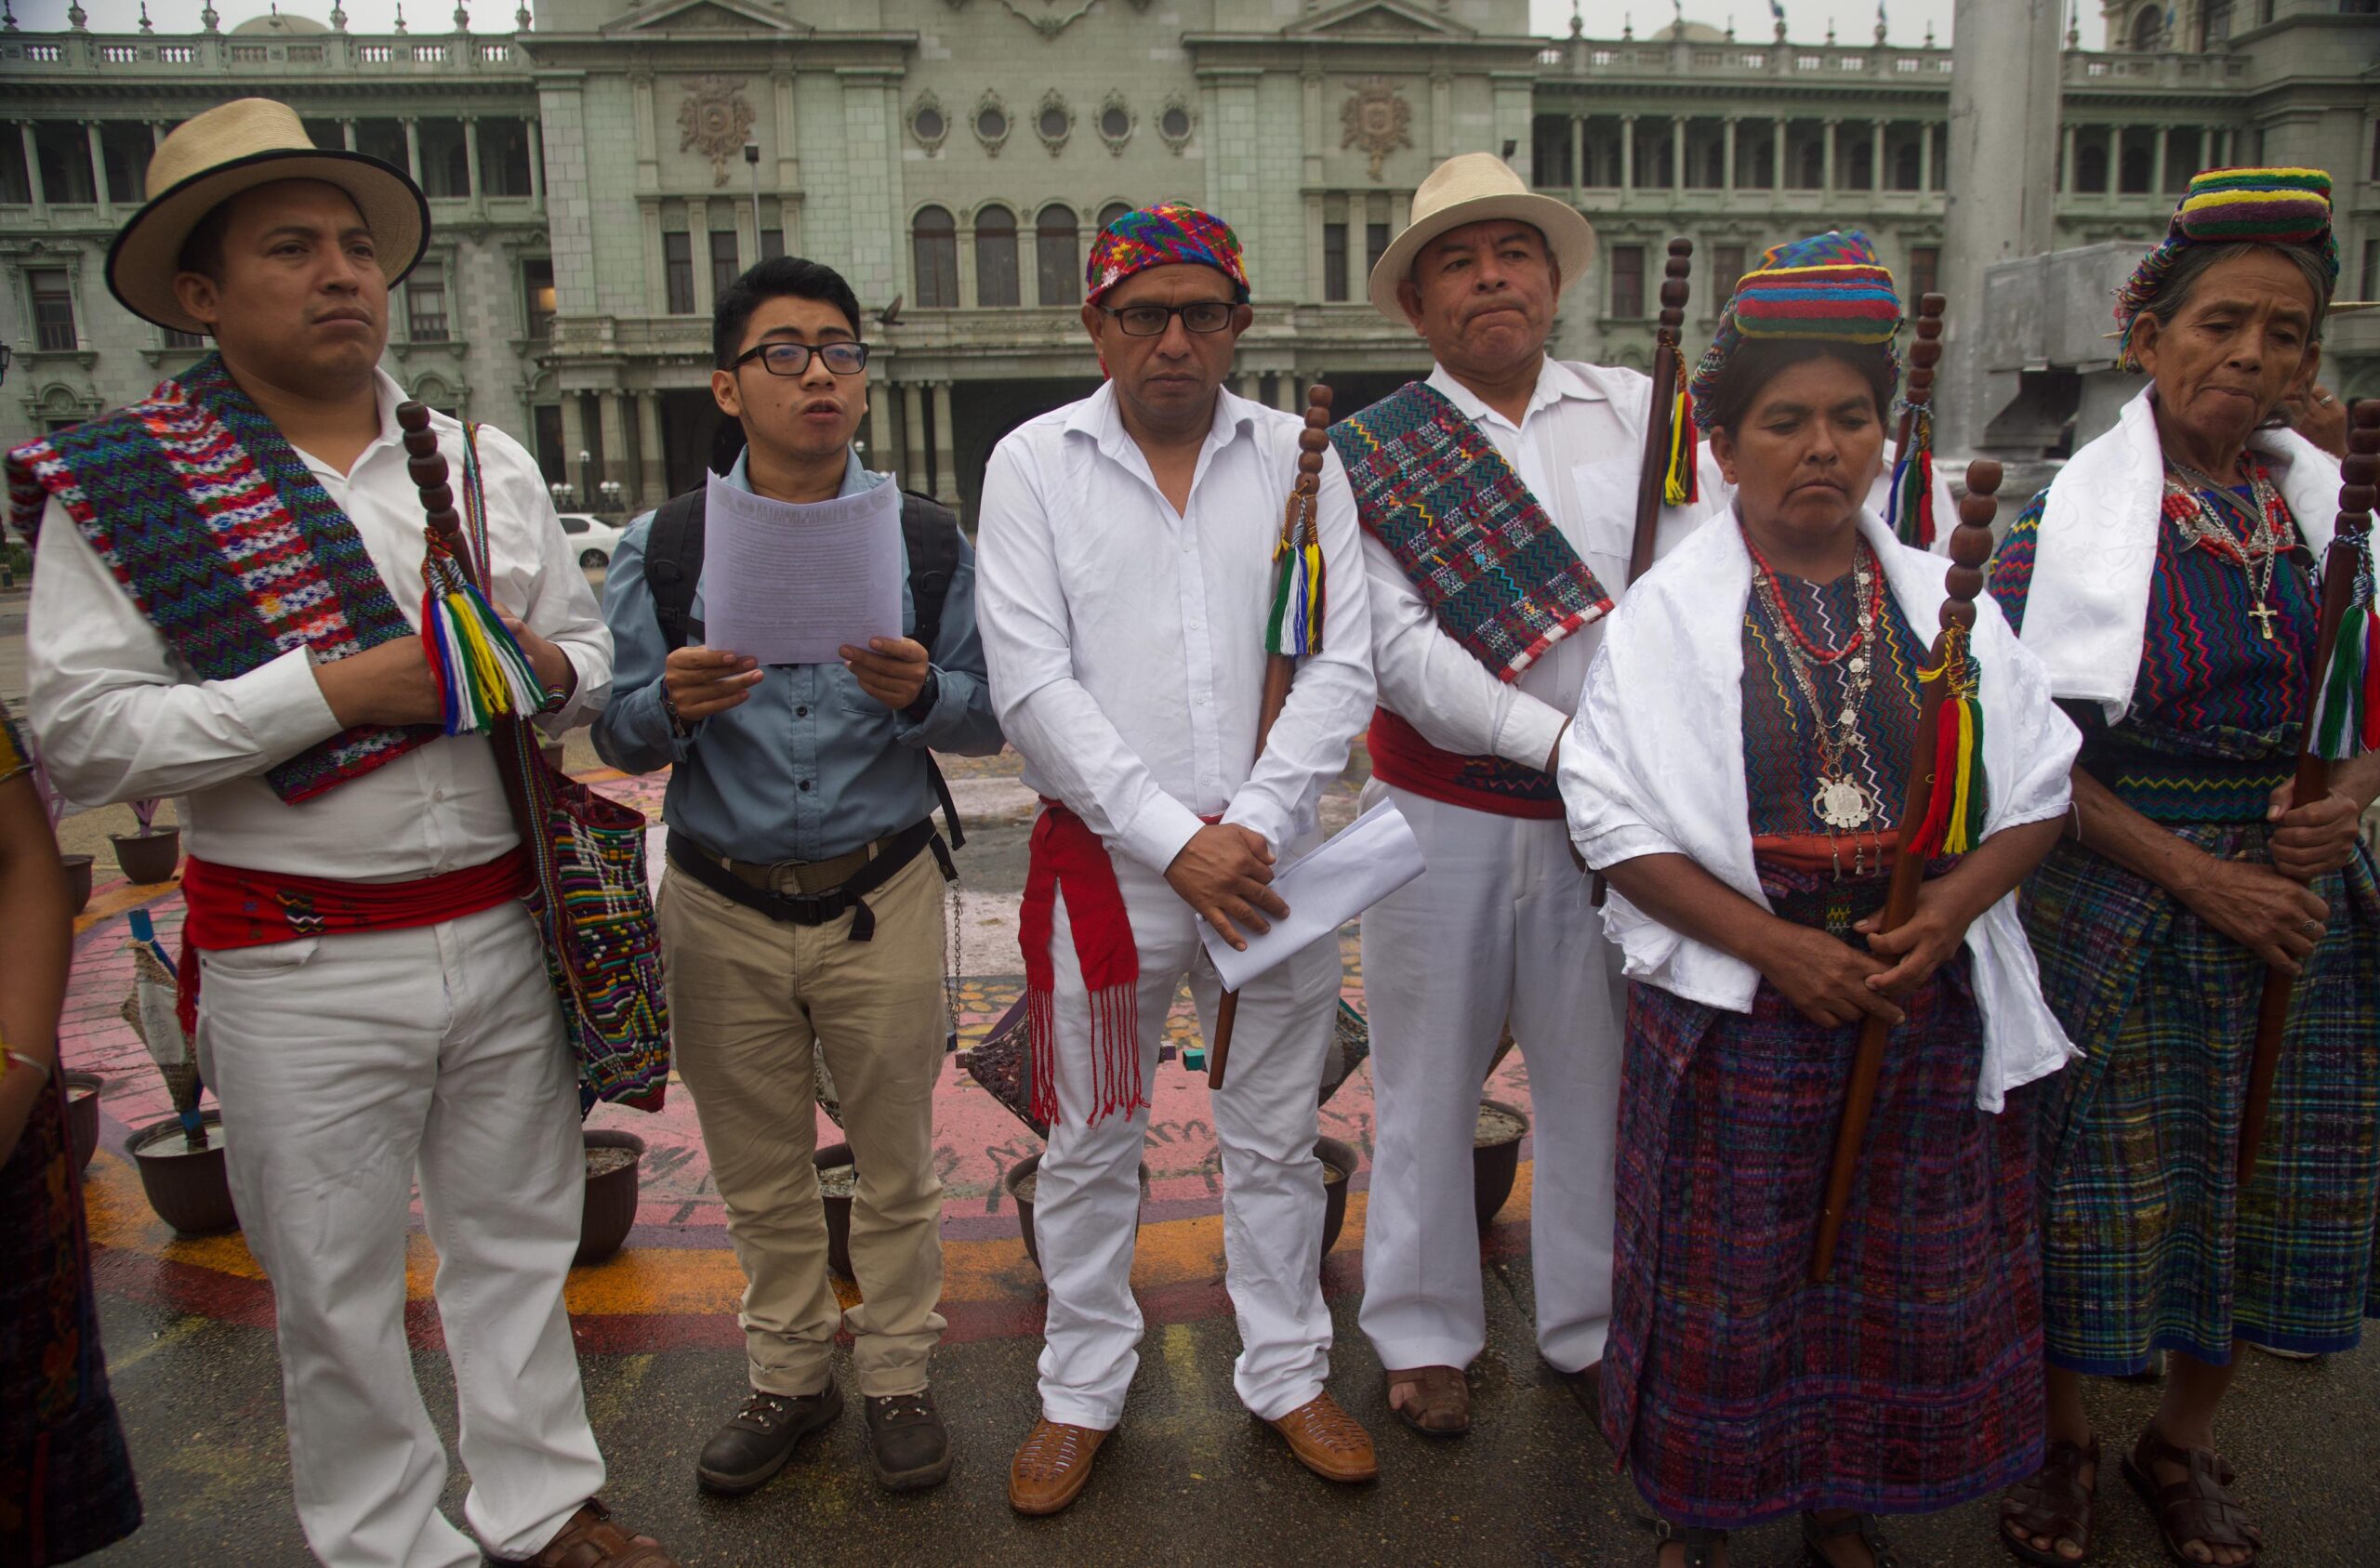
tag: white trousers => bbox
[197,901,604,1568]
[1356,782,1626,1376]
[1033,849,1342,1430]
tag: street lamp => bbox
[744,140,763,260]
[599,480,623,513]
[577,447,593,506]
[549,480,574,510]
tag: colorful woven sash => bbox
[1329,379,1606,816]
[5,353,436,803]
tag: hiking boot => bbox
[864,1389,953,1492]
[694,1382,843,1496]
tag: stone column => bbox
[1871,120,1885,191]
[930,382,959,507]
[403,117,423,185]
[1620,115,1635,192]
[2109,125,2123,193]
[1671,118,1686,191]
[598,392,628,502]
[86,122,110,217]
[341,119,358,151]
[1237,374,1262,403]
[902,382,928,491]
[463,113,484,214]
[1276,375,1302,413]
[1772,118,1786,190]
[1722,115,1737,191]
[2061,123,2076,191]
[559,394,588,509]
[527,118,544,204]
[1570,114,1585,194]
[2152,125,2169,194]
[1920,122,1935,192]
[20,124,44,209]
[635,390,667,507]
[1823,118,1838,191]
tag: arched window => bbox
[2077,142,2109,194]
[1795,140,1824,190]
[975,204,1020,309]
[1097,202,1133,237]
[1036,204,1081,306]
[1891,141,1923,191]
[1698,141,1726,190]
[912,205,958,309]
[2120,140,2154,194]
[1844,140,1873,191]
[2130,5,2163,50]
[1739,136,1775,190]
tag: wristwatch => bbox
[901,670,941,725]
[659,681,693,739]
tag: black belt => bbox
[667,819,952,941]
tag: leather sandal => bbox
[1382,1364,1470,1438]
[2000,1437,2099,1566]
[2121,1426,2262,1567]
[1649,1518,1726,1567]
[1265,1391,1379,1482]
[497,1499,678,1568]
[1801,1510,1901,1568]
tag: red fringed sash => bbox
[1018,803,1144,1127]
[176,849,529,1037]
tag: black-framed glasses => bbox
[734,340,870,376]
[1098,300,1237,337]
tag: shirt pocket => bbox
[833,662,896,724]
[198,935,323,979]
[1567,457,1640,589]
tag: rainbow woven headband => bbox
[2114,165,2338,366]
[1689,231,1902,429]
[1086,202,1250,304]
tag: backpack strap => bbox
[643,487,708,653]
[896,489,967,851]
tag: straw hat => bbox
[107,98,429,335]
[1367,152,1597,322]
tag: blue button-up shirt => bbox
[592,449,1003,863]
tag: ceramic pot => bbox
[109,826,182,885]
[1473,1097,1530,1232]
[1316,1134,1359,1263]
[63,1071,103,1173]
[126,1111,238,1236]
[1007,1154,1150,1275]
[816,1142,858,1283]
[576,1129,646,1266]
[61,853,94,916]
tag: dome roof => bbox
[1652,20,1729,43]
[231,10,330,34]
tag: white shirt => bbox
[1559,503,2081,1109]
[976,382,1375,875]
[27,370,611,881]
[1362,359,1728,772]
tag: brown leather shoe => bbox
[1266,1391,1379,1482]
[501,1499,678,1568]
[1383,1364,1471,1437]
[1008,1416,1108,1516]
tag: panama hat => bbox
[107,98,429,336]
[1367,152,1597,323]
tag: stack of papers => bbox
[1198,798,1427,992]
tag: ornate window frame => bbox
[1155,95,1197,153]
[972,90,1013,158]
[1034,90,1074,158]
[1094,92,1134,156]
[909,91,951,154]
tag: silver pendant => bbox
[1814,775,1874,831]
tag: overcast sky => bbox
[15,0,2099,49]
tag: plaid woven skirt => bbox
[1598,957,2044,1530]
[2025,828,2380,1374]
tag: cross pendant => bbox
[2249,601,2278,640]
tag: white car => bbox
[556,512,627,569]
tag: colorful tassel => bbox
[1911,622,1989,857]
[1266,487,1327,656]
[1662,355,1699,507]
[2307,537,2377,761]
[419,541,544,736]
[1886,406,1936,549]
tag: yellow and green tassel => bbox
[1265,492,1327,657]
[420,548,545,735]
[1911,622,1989,857]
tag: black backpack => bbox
[641,484,967,848]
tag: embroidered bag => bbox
[456,428,672,1113]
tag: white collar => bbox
[1425,356,1602,433]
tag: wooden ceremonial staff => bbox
[1894,293,1947,495]
[391,401,540,825]
[1809,457,2003,1285]
[1625,237,1695,586]
[1207,384,1334,1092]
[2237,399,2380,1181]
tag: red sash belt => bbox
[1367,707,1566,821]
[1018,803,1144,1128]
[176,848,531,1036]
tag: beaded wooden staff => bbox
[1626,237,1697,585]
[392,401,546,736]
[1884,292,1947,549]
[1810,457,2003,1284]
[2239,400,2380,1181]
[1208,384,1334,1092]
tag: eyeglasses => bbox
[734,340,871,376]
[1098,300,1237,337]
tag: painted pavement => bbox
[63,758,1540,1355]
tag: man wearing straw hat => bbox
[1334,152,1725,1439]
[8,100,677,1568]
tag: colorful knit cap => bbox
[2114,166,2338,366]
[1085,202,1250,305]
[1688,231,1901,429]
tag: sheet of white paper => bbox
[1198,798,1428,993]
[699,471,904,665]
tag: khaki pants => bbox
[657,846,949,1399]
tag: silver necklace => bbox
[2163,457,2290,640]
[1752,546,1882,833]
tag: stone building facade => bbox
[3,0,2374,520]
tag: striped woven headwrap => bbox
[1689,231,1901,429]
[2114,166,2338,367]
[1086,202,1250,304]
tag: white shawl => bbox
[1558,505,2081,1110]
[2023,383,2340,718]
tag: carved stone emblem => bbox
[1341,76,1412,182]
[678,75,755,187]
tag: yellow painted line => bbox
[104,1311,210,1376]
[73,875,180,936]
